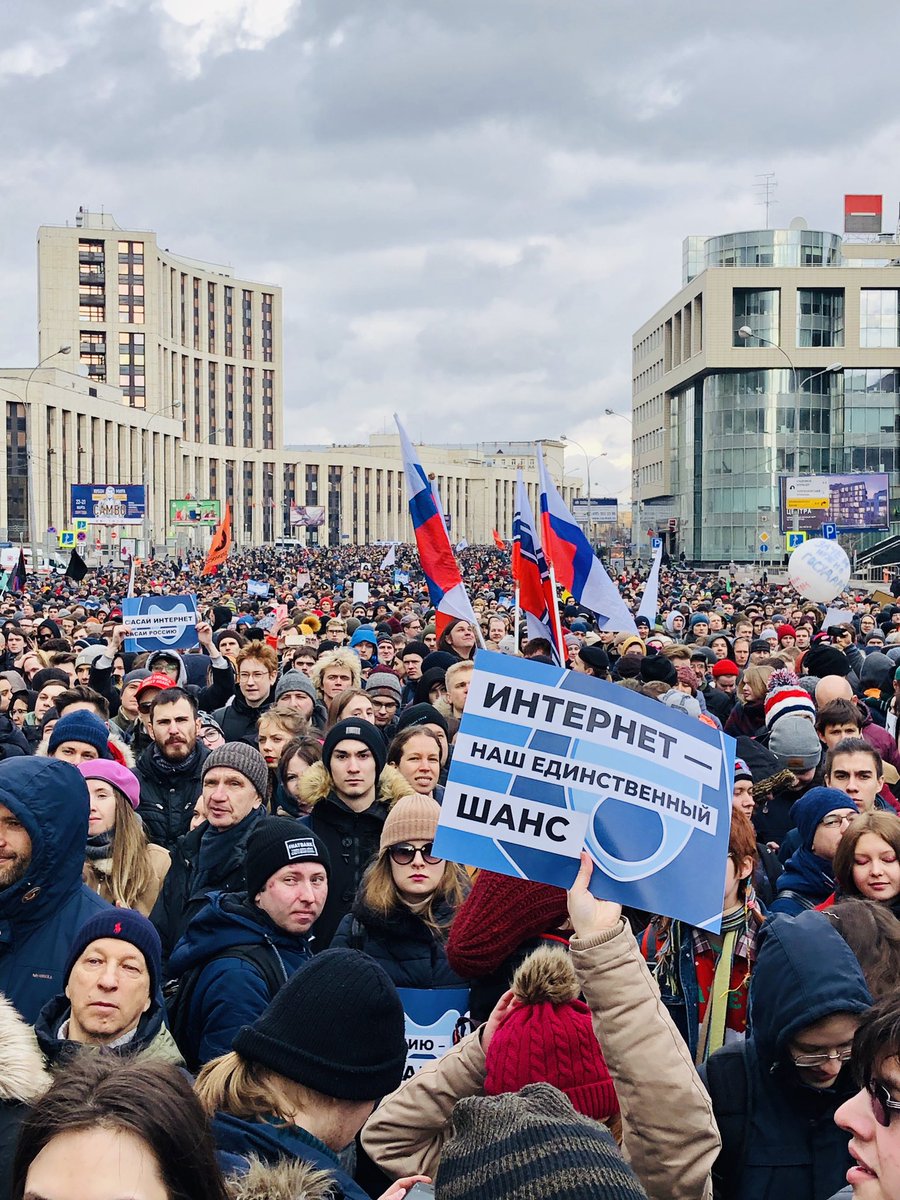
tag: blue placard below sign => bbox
[122,594,199,653]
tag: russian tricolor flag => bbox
[536,444,637,633]
[513,471,562,663]
[395,415,480,637]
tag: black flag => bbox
[65,548,88,582]
[9,550,26,593]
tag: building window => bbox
[80,331,107,382]
[224,286,234,357]
[262,464,274,542]
[208,282,216,353]
[118,333,146,408]
[261,292,273,363]
[243,368,254,448]
[180,274,187,345]
[208,361,217,439]
[117,241,144,324]
[194,358,201,442]
[5,402,28,539]
[262,369,274,451]
[225,366,235,447]
[860,289,900,348]
[733,288,780,346]
[242,289,252,358]
[797,289,844,347]
[243,462,253,537]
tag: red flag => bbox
[492,529,506,550]
[202,503,232,576]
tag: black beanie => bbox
[395,703,450,737]
[803,643,852,679]
[245,817,330,899]
[577,645,610,675]
[322,718,387,777]
[640,653,677,686]
[401,640,429,660]
[232,949,406,1101]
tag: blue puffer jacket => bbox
[212,1111,370,1200]
[168,890,312,1067]
[0,758,111,1023]
[700,910,872,1200]
[331,897,468,990]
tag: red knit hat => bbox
[446,871,569,978]
[484,946,619,1122]
[711,659,740,678]
[777,624,797,641]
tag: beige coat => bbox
[83,841,171,917]
[362,919,719,1200]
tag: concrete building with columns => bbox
[0,210,579,554]
[37,209,282,546]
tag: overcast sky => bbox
[2,0,900,499]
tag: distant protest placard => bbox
[433,652,735,930]
[122,595,200,653]
[396,988,470,1081]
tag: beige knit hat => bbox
[380,793,441,852]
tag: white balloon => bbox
[787,537,851,604]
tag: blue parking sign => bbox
[821,523,837,540]
[651,537,662,550]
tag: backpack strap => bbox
[775,888,816,911]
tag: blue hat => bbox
[689,613,710,629]
[47,711,112,760]
[64,909,162,998]
[349,627,378,648]
[791,787,858,852]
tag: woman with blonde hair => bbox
[331,793,470,991]
[257,703,311,810]
[77,760,171,915]
[831,809,900,913]
[724,663,774,738]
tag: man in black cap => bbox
[297,718,412,950]
[167,819,330,1068]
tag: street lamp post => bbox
[737,327,841,543]
[25,347,71,573]
[604,409,638,559]
[560,435,606,548]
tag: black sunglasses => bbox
[137,701,154,714]
[867,1078,900,1127]
[388,842,443,866]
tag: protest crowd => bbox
[2,525,900,1200]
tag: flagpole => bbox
[546,563,567,665]
[513,585,520,653]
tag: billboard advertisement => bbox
[168,499,222,527]
[572,497,619,525]
[779,474,890,533]
[291,505,326,528]
[71,484,146,526]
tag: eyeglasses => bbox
[200,727,222,743]
[820,813,856,829]
[866,1078,900,1127]
[790,1045,853,1068]
[238,671,270,682]
[372,698,398,710]
[388,842,443,866]
[137,701,154,714]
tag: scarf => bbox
[150,742,202,777]
[777,847,835,904]
[694,907,752,1065]
[194,805,265,895]
[85,829,114,863]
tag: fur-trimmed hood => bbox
[0,993,51,1103]
[225,1157,335,1200]
[298,761,414,811]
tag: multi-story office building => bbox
[282,437,577,546]
[632,208,900,562]
[37,209,283,544]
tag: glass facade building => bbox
[634,222,900,562]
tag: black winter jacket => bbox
[150,805,268,964]
[135,742,209,850]
[298,763,412,951]
[212,689,274,746]
[332,897,468,990]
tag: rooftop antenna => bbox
[755,172,778,229]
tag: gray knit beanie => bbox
[275,670,318,703]
[202,742,269,798]
[436,1083,647,1199]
